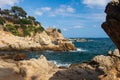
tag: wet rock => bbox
[14,53,26,61]
[0,53,26,61]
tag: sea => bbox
[0,38,117,67]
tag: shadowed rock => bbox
[102,0,120,51]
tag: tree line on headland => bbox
[0,6,61,37]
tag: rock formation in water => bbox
[102,0,120,50]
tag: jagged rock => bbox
[1,49,120,80]
[0,55,59,80]
[49,65,101,80]
[0,30,76,51]
[58,41,77,51]
[102,0,120,51]
[46,28,64,41]
[92,55,114,72]
[33,31,52,45]
[108,49,120,57]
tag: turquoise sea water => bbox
[0,38,116,67]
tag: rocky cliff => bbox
[0,6,76,51]
[102,0,120,50]
[0,30,76,51]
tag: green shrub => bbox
[34,21,41,26]
[5,24,20,36]
[0,6,47,37]
[35,26,44,33]
[28,26,36,32]
[23,29,30,36]
[0,17,5,25]
[28,16,36,21]
[52,28,56,32]
[20,19,32,25]
[58,29,61,33]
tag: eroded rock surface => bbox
[102,0,120,50]
[50,49,120,80]
[0,29,76,51]
[0,49,120,80]
[0,55,59,80]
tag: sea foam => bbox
[70,48,86,52]
[49,60,70,67]
[77,48,86,52]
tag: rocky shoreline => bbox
[0,0,120,80]
[0,29,76,51]
[0,49,119,80]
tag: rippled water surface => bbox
[0,38,116,67]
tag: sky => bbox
[0,0,111,38]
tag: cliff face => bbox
[102,0,120,50]
[0,30,76,51]
[0,6,76,51]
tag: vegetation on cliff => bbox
[0,6,45,36]
[0,6,76,51]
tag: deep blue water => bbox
[0,38,116,67]
[25,38,116,66]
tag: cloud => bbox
[34,11,43,16]
[56,5,75,13]
[65,13,106,22]
[63,28,68,31]
[73,26,83,29]
[0,0,21,8]
[52,5,75,16]
[82,0,111,8]
[66,7,75,12]
[34,5,75,17]
[41,7,51,11]
[34,7,51,16]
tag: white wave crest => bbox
[49,60,70,67]
[77,48,86,52]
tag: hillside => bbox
[0,6,76,51]
[0,6,45,36]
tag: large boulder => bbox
[102,0,120,50]
[0,55,58,80]
[58,41,77,51]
